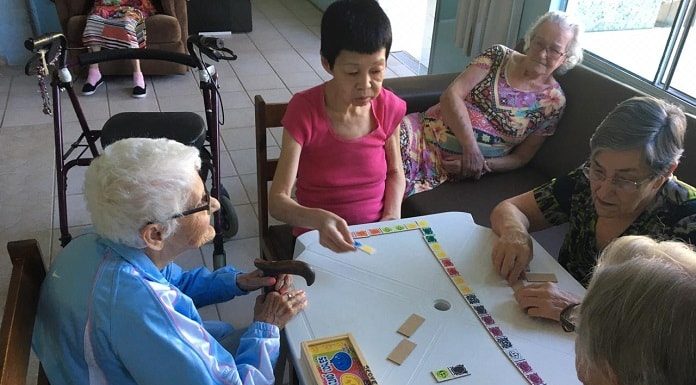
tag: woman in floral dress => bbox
[400,11,583,196]
[81,0,157,98]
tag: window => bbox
[566,0,696,108]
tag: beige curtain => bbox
[455,0,525,56]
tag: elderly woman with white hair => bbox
[573,235,696,385]
[490,96,696,322]
[401,11,583,195]
[32,138,307,385]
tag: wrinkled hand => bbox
[442,145,486,180]
[237,269,277,292]
[492,229,533,283]
[253,289,307,329]
[237,263,295,293]
[514,282,581,321]
[317,212,355,253]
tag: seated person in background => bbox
[489,96,696,322]
[574,235,696,385]
[269,0,407,253]
[81,0,154,97]
[400,11,583,196]
[33,138,307,385]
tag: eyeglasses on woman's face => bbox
[582,165,655,194]
[530,36,566,60]
[147,184,210,225]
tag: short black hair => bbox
[320,0,392,69]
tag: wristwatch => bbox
[560,303,581,333]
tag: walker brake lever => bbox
[254,260,316,292]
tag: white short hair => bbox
[576,235,696,385]
[84,138,202,248]
[523,10,583,75]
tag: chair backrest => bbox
[254,95,288,260]
[0,240,50,385]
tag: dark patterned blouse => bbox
[534,166,696,286]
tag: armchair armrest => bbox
[383,72,458,113]
[54,0,92,33]
[160,0,188,47]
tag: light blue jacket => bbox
[33,233,279,385]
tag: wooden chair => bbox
[0,240,50,385]
[254,95,296,262]
[254,95,299,385]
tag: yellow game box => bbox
[301,333,379,385]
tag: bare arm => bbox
[268,130,355,252]
[486,134,547,173]
[439,64,490,178]
[490,191,551,282]
[381,129,406,220]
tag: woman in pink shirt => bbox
[269,0,407,253]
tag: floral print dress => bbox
[83,0,157,49]
[400,44,566,196]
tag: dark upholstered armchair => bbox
[54,0,189,75]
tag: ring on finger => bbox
[286,292,293,300]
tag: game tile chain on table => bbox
[287,212,584,385]
[351,219,547,385]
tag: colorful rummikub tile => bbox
[451,276,467,286]
[445,266,460,276]
[393,224,407,232]
[505,348,525,362]
[405,222,418,230]
[440,258,454,267]
[480,315,495,325]
[516,360,533,374]
[525,372,545,385]
[431,364,470,383]
[352,230,369,239]
[357,244,376,255]
[457,284,473,295]
[421,227,434,235]
[368,228,383,236]
[380,226,395,233]
[473,305,488,315]
[354,241,363,247]
[495,336,513,349]
[487,326,503,337]
[416,220,429,227]
[430,243,443,252]
[436,250,448,259]
[424,235,437,243]
[465,294,480,304]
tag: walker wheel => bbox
[219,195,238,239]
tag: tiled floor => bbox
[0,0,416,341]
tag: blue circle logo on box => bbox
[331,352,352,371]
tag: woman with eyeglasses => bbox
[400,11,583,196]
[574,235,696,385]
[33,138,307,385]
[489,96,695,323]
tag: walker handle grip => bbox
[254,260,316,286]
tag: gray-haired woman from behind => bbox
[489,96,696,322]
[574,235,696,385]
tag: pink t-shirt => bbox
[282,84,407,235]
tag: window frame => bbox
[564,0,696,115]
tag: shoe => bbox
[132,85,147,98]
[81,77,104,96]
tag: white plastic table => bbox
[285,212,585,385]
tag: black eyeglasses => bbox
[147,185,210,224]
[560,303,581,333]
